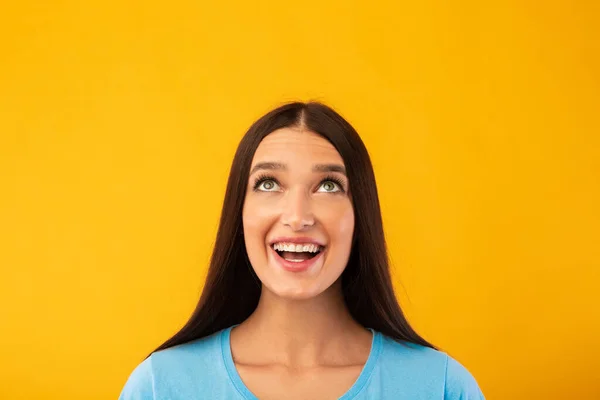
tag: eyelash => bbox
[252,174,346,193]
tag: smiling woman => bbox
[243,128,355,298]
[119,102,485,400]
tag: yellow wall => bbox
[1,1,598,399]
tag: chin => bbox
[262,280,325,301]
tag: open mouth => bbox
[271,243,324,263]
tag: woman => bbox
[119,102,485,399]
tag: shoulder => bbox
[118,356,154,400]
[444,355,485,399]
[118,330,226,400]
[377,335,485,399]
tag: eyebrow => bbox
[249,162,347,176]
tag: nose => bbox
[280,188,315,231]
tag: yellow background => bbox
[1,1,598,399]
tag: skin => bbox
[231,127,373,400]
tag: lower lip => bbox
[269,246,324,273]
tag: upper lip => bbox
[269,237,326,247]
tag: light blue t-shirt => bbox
[120,327,484,399]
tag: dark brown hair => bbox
[153,101,435,353]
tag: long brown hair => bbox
[153,101,435,353]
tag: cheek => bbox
[322,203,355,249]
[338,207,355,240]
[337,205,355,241]
[242,199,274,255]
[320,204,354,280]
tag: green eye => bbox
[318,181,340,193]
[258,180,279,191]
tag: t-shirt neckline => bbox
[220,325,383,400]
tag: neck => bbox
[251,281,356,336]
[231,281,371,367]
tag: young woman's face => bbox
[242,127,355,300]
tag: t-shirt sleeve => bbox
[444,355,485,400]
[118,357,155,400]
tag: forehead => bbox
[252,127,343,165]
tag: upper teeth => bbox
[273,243,321,253]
